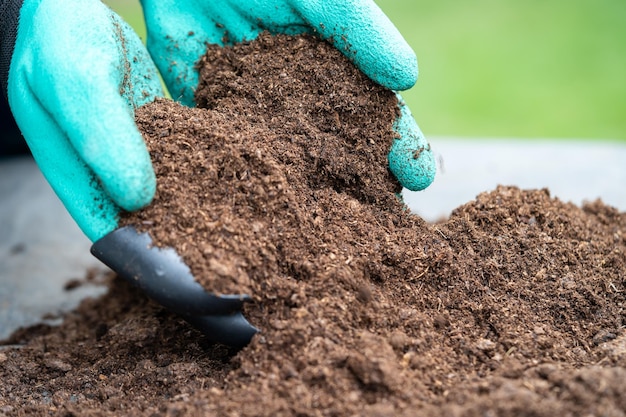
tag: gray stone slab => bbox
[405,138,626,221]
[0,156,108,341]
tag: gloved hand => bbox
[140,0,436,191]
[4,0,164,242]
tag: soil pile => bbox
[121,32,405,296]
[1,33,625,416]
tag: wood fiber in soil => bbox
[1,33,625,416]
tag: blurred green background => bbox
[105,0,626,141]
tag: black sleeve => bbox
[0,0,29,156]
[0,94,26,156]
[1,0,24,96]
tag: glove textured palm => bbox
[8,0,164,241]
[141,0,436,191]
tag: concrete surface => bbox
[1,139,625,341]
[0,157,108,341]
[406,138,626,221]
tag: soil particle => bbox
[1,33,625,416]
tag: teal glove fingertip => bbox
[388,94,435,191]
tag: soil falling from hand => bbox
[1,33,625,416]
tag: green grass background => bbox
[105,0,626,141]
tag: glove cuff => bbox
[0,0,24,99]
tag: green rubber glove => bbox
[7,0,164,242]
[140,0,435,191]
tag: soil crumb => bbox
[1,33,625,416]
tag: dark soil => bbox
[1,33,625,416]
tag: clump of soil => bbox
[121,32,405,296]
[1,33,625,416]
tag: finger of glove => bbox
[110,11,165,109]
[388,94,435,191]
[55,42,156,213]
[291,0,418,91]
[49,79,157,214]
[9,0,159,235]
